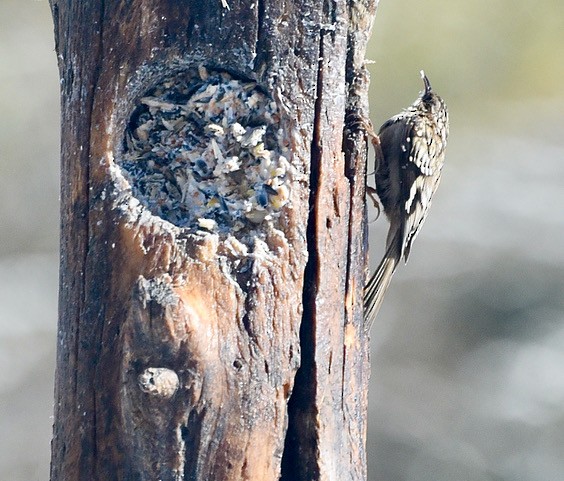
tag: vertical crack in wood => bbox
[88,4,108,478]
[280,32,326,481]
[180,408,205,480]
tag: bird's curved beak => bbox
[420,70,432,97]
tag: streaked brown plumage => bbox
[364,71,449,329]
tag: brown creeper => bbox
[364,71,449,329]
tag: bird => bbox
[363,70,449,329]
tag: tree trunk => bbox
[49,1,377,480]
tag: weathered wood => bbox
[50,1,377,480]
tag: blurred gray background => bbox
[1,0,563,479]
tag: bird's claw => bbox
[367,186,381,219]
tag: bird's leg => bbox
[345,112,384,215]
[346,112,379,149]
[366,185,380,219]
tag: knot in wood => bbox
[138,367,179,399]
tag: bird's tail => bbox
[364,233,401,330]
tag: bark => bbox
[49,1,377,480]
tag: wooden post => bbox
[49,1,377,480]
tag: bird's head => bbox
[418,70,449,139]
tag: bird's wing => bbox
[401,117,445,261]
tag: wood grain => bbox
[49,1,377,480]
